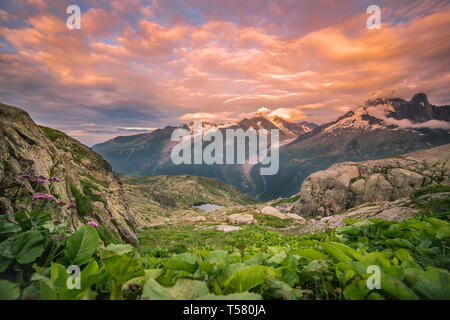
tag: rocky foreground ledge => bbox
[281,144,450,217]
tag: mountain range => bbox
[93,93,450,201]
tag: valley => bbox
[93,93,450,201]
[0,100,449,300]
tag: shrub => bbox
[411,184,450,199]
[70,184,93,216]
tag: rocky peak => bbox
[410,93,430,106]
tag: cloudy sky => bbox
[0,0,449,146]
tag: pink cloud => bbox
[0,0,449,145]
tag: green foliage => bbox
[70,184,93,216]
[142,278,209,300]
[0,279,21,300]
[272,195,300,206]
[97,225,123,246]
[411,184,450,199]
[1,190,450,300]
[63,225,99,266]
[251,213,294,228]
[80,180,105,204]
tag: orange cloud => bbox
[0,0,449,145]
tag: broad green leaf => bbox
[0,279,20,300]
[0,230,44,264]
[329,242,363,260]
[244,252,263,266]
[103,251,144,285]
[0,256,11,272]
[277,266,298,287]
[204,250,228,266]
[31,273,57,300]
[336,268,355,286]
[0,221,21,235]
[101,244,134,258]
[50,262,70,291]
[336,226,361,236]
[267,250,286,265]
[163,253,197,273]
[380,273,419,300]
[224,265,279,293]
[423,217,448,229]
[359,252,392,269]
[64,225,99,266]
[264,280,304,300]
[320,242,352,262]
[294,248,328,260]
[405,267,450,299]
[304,260,329,273]
[436,226,450,239]
[124,269,164,287]
[366,292,385,300]
[142,278,209,300]
[378,238,414,249]
[343,280,370,300]
[395,249,414,263]
[281,253,298,271]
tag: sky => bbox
[0,0,449,146]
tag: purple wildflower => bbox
[53,219,62,225]
[46,195,57,202]
[67,203,76,209]
[33,193,47,200]
[49,177,61,182]
[56,200,66,206]
[18,174,30,180]
[38,175,47,180]
[31,201,38,205]
[86,221,99,228]
[32,179,47,183]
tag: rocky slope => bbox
[285,144,450,217]
[0,103,147,246]
[122,175,257,214]
[294,191,449,235]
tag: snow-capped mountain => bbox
[93,93,450,200]
[253,93,450,200]
[92,114,316,178]
[322,93,449,135]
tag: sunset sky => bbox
[0,0,449,146]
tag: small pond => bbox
[193,204,224,212]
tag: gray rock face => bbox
[227,213,256,225]
[295,197,421,235]
[292,144,450,217]
[260,206,288,220]
[0,103,144,246]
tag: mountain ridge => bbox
[90,93,450,200]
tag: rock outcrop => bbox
[290,144,450,217]
[295,197,422,235]
[0,103,145,246]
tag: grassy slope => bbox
[123,175,258,211]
